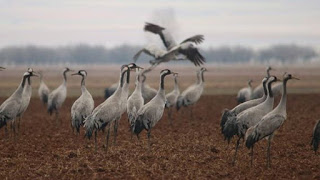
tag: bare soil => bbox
[0,95,319,179]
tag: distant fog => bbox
[0,44,318,66]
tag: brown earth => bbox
[0,95,319,179]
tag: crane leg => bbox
[147,129,151,148]
[168,108,173,125]
[232,137,241,165]
[17,116,21,132]
[190,106,194,120]
[94,130,97,152]
[250,145,254,167]
[267,136,272,168]
[113,120,119,145]
[106,123,111,151]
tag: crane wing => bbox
[178,46,205,66]
[144,22,177,50]
[180,35,204,45]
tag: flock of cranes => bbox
[220,68,315,168]
[0,21,319,172]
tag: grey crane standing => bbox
[47,67,73,122]
[221,77,268,140]
[133,69,176,147]
[127,68,144,137]
[165,73,180,124]
[311,120,320,154]
[71,70,94,134]
[84,64,140,150]
[224,76,279,165]
[134,22,205,67]
[0,70,37,138]
[17,68,35,131]
[245,74,299,168]
[115,63,142,144]
[236,79,253,104]
[38,71,50,105]
[176,67,207,118]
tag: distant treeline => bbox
[0,44,318,65]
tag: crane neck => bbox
[81,75,86,92]
[159,73,168,91]
[267,80,275,98]
[27,76,31,86]
[200,71,205,83]
[174,76,179,91]
[266,69,271,78]
[262,80,268,96]
[120,69,127,88]
[126,68,131,84]
[63,70,68,85]
[18,75,29,94]
[276,78,289,113]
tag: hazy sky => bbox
[0,0,319,48]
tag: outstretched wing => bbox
[133,45,167,62]
[144,22,177,50]
[178,46,205,66]
[180,35,204,45]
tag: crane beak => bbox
[277,79,283,82]
[292,77,300,80]
[71,73,80,76]
[31,73,39,77]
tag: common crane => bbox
[84,64,140,150]
[0,70,37,138]
[221,77,268,140]
[47,67,73,122]
[115,63,142,144]
[236,80,253,104]
[17,68,35,130]
[245,74,299,168]
[223,76,279,165]
[70,70,94,134]
[165,73,180,124]
[134,22,205,67]
[127,68,144,137]
[38,71,50,105]
[133,69,175,147]
[176,67,207,118]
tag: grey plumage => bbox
[84,64,141,150]
[0,71,36,137]
[133,69,175,146]
[47,67,72,118]
[17,68,35,129]
[237,80,253,104]
[84,65,128,150]
[127,68,144,132]
[221,77,268,139]
[225,76,279,165]
[245,74,298,168]
[38,71,50,105]
[71,70,94,134]
[176,67,206,111]
[141,73,157,103]
[134,22,205,66]
[311,120,320,154]
[104,83,118,99]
